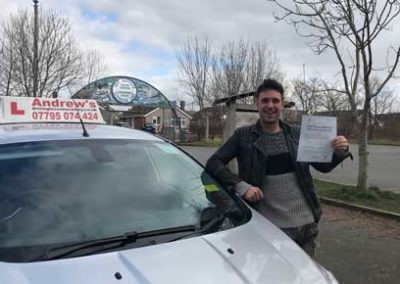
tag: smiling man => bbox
[206,78,351,257]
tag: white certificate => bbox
[296,115,336,163]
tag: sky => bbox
[1,0,400,108]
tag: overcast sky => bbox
[1,0,400,106]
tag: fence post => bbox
[224,101,238,173]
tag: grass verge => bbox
[368,139,400,146]
[314,179,400,214]
[349,139,400,146]
[178,139,222,147]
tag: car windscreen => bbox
[0,139,249,262]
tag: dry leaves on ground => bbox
[321,204,400,239]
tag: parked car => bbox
[0,97,338,283]
[142,122,156,134]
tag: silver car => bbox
[0,123,338,283]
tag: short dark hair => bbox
[255,79,284,99]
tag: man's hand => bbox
[332,136,349,154]
[243,186,264,202]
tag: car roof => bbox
[0,123,163,145]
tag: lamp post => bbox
[33,0,39,97]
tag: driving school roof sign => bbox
[0,96,105,124]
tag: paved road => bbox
[313,144,400,193]
[182,144,400,192]
[317,205,400,284]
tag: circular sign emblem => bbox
[112,79,137,104]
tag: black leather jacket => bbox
[205,120,350,223]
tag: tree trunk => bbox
[368,113,373,140]
[205,111,209,143]
[357,107,370,191]
[349,103,359,138]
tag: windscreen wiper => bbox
[169,206,239,242]
[37,226,196,261]
[38,231,138,260]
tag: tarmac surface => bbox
[182,146,400,284]
[312,144,400,193]
[317,205,400,284]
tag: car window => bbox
[0,139,249,262]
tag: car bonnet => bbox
[0,211,332,284]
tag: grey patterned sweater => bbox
[236,131,314,228]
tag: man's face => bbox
[256,89,284,124]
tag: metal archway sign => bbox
[72,76,171,107]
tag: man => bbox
[205,79,350,257]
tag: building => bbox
[118,104,192,135]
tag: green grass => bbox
[349,139,400,146]
[314,179,400,214]
[178,138,222,147]
[368,139,400,146]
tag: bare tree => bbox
[291,77,322,114]
[243,41,283,92]
[367,77,396,139]
[0,9,82,97]
[292,77,350,114]
[318,81,350,115]
[210,39,283,103]
[177,37,283,106]
[64,49,108,97]
[369,77,396,116]
[0,38,17,96]
[215,39,249,97]
[176,36,212,110]
[319,92,349,114]
[83,49,108,85]
[270,0,400,190]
